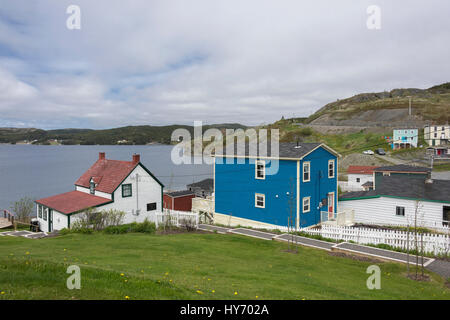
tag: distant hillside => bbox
[307,82,450,127]
[0,123,247,145]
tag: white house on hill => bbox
[35,152,164,232]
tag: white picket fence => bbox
[302,225,450,256]
[152,210,199,228]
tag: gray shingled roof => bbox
[165,190,194,197]
[373,164,431,173]
[340,175,450,203]
[187,178,213,190]
[214,142,323,159]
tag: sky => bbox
[0,0,449,129]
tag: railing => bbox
[320,210,354,226]
[152,210,199,228]
[2,209,15,224]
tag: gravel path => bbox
[228,228,276,240]
[197,224,231,233]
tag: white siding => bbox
[75,185,112,200]
[347,174,373,190]
[36,204,68,232]
[73,164,163,226]
[339,196,446,229]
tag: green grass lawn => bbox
[0,232,449,300]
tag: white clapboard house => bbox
[35,152,164,232]
[339,168,450,230]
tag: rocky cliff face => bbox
[308,83,450,128]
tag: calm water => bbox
[0,145,212,212]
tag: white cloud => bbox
[0,0,449,128]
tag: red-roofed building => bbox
[346,166,378,191]
[35,152,164,232]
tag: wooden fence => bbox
[303,225,450,256]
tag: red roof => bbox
[36,191,112,215]
[347,165,379,175]
[75,158,139,194]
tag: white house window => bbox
[303,197,310,213]
[255,193,265,208]
[356,178,360,183]
[43,208,48,221]
[147,202,157,211]
[122,184,132,197]
[38,205,42,219]
[303,162,310,182]
[328,160,335,178]
[396,206,405,216]
[383,172,390,176]
[255,160,265,179]
[90,181,95,194]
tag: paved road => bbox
[275,234,335,251]
[333,242,434,266]
[228,228,276,240]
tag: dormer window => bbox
[90,179,95,194]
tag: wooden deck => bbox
[0,217,13,229]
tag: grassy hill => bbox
[307,82,450,126]
[0,123,247,145]
[1,232,449,300]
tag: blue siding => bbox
[215,158,297,226]
[300,147,337,227]
[214,146,338,228]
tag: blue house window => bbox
[255,160,265,179]
[302,197,310,213]
[255,193,265,208]
[328,160,335,178]
[303,162,310,182]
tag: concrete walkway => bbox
[0,230,48,239]
[197,224,449,279]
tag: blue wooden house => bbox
[213,142,340,229]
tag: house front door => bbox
[48,209,53,232]
[328,193,334,214]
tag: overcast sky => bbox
[0,0,449,129]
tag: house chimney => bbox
[132,154,140,164]
[99,152,105,160]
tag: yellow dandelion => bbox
[256,296,259,299]
[212,290,215,293]
[63,248,67,251]
[141,270,144,273]
[124,296,129,300]
[234,291,238,295]
[1,291,5,295]
[208,278,211,281]
[165,272,169,275]
[124,280,128,283]
[120,273,125,276]
[196,290,203,294]
[169,279,173,282]
[25,252,30,255]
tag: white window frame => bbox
[255,193,265,208]
[302,197,310,213]
[303,161,310,182]
[328,159,335,178]
[255,160,265,180]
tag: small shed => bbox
[163,190,195,212]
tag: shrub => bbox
[103,220,156,235]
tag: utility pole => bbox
[408,96,412,116]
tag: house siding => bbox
[214,146,338,228]
[339,196,445,228]
[300,147,338,227]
